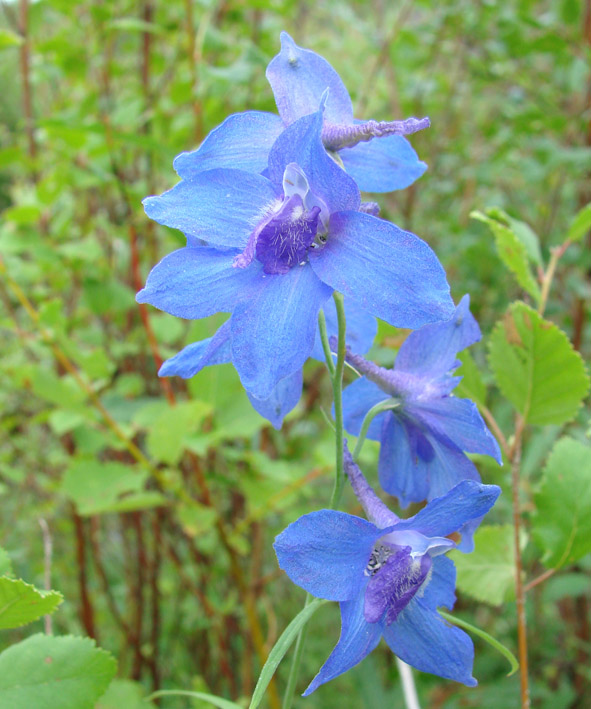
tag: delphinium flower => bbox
[339,295,502,550]
[174,32,428,194]
[159,298,377,429]
[274,444,501,694]
[137,98,453,403]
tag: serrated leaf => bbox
[455,350,487,407]
[532,437,591,568]
[567,203,591,243]
[0,577,63,629]
[471,210,541,300]
[449,525,516,606]
[0,634,117,708]
[488,302,589,425]
[61,461,166,516]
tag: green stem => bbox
[281,593,312,709]
[317,309,335,377]
[329,292,347,510]
[438,610,519,676]
[352,399,401,462]
[281,293,347,709]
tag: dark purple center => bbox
[255,194,321,275]
[364,545,432,625]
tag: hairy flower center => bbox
[255,194,320,275]
[363,544,432,625]
[234,162,329,275]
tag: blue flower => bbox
[274,445,501,694]
[137,100,453,400]
[159,298,377,429]
[174,33,428,194]
[340,295,502,550]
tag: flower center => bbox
[363,544,432,625]
[255,194,320,275]
[234,163,329,275]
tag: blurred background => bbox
[0,0,589,707]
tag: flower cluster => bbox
[138,33,502,696]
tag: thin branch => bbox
[38,518,53,635]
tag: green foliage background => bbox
[0,0,590,707]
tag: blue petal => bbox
[342,378,389,441]
[159,321,231,378]
[303,579,383,696]
[394,480,501,539]
[311,299,377,361]
[413,396,503,464]
[310,211,454,329]
[383,557,476,686]
[136,248,260,319]
[274,511,382,602]
[378,413,431,507]
[143,169,281,250]
[395,295,481,378]
[419,554,457,611]
[340,134,427,193]
[266,32,354,127]
[267,110,360,214]
[174,111,284,179]
[231,264,332,399]
[247,369,303,430]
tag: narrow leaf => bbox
[0,577,63,629]
[488,302,589,425]
[471,210,541,300]
[486,207,542,265]
[438,610,519,676]
[147,690,242,709]
[566,203,591,243]
[249,598,327,709]
[0,29,24,49]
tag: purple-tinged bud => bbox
[322,116,430,152]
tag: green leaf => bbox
[61,461,166,516]
[96,679,155,708]
[0,634,117,708]
[566,203,591,243]
[0,29,24,49]
[471,210,541,300]
[249,598,327,709]
[488,302,589,425]
[486,207,543,265]
[449,525,516,605]
[0,548,12,576]
[438,611,519,676]
[0,577,63,629]
[106,18,165,34]
[146,401,212,464]
[455,350,487,407]
[147,690,242,709]
[532,437,591,568]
